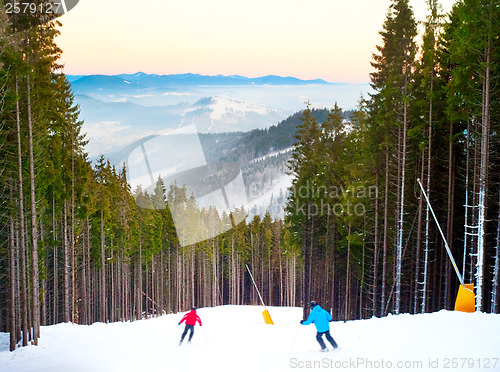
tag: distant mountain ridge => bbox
[107,108,334,219]
[67,72,334,90]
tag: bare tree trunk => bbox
[52,200,58,324]
[446,120,455,310]
[118,250,123,320]
[71,146,76,323]
[100,210,106,322]
[15,76,28,347]
[86,218,91,323]
[27,272,32,342]
[381,144,390,315]
[268,241,272,306]
[345,223,351,320]
[476,35,491,312]
[395,99,408,315]
[160,250,164,315]
[373,173,379,317]
[39,224,47,326]
[302,206,312,320]
[360,219,366,319]
[491,190,500,313]
[9,201,17,351]
[231,236,235,303]
[111,239,115,322]
[191,247,195,307]
[414,151,425,314]
[27,61,40,344]
[63,201,70,322]
[137,235,142,319]
[331,217,336,318]
[421,129,433,313]
[81,220,87,325]
[144,261,149,319]
[279,236,284,307]
[212,236,218,307]
[14,233,21,343]
[124,251,128,320]
[463,124,473,282]
[324,206,331,310]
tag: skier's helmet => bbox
[310,301,318,309]
[191,306,197,311]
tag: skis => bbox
[320,347,338,352]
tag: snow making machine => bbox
[417,179,476,313]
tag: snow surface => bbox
[247,174,293,220]
[1,306,499,372]
[250,147,294,164]
[207,96,278,121]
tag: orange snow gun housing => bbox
[246,264,275,325]
[454,283,475,313]
[262,309,274,325]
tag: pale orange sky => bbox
[57,0,456,84]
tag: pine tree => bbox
[442,0,500,312]
[370,0,417,314]
[286,102,321,319]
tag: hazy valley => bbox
[70,73,365,218]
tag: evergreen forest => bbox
[0,0,499,352]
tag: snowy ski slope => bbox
[1,305,499,372]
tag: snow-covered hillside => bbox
[1,306,499,372]
[180,96,286,132]
[247,174,292,220]
[77,95,288,158]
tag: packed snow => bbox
[247,174,293,220]
[206,96,280,121]
[1,306,499,372]
[250,147,294,164]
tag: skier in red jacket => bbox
[178,307,202,345]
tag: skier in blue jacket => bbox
[300,301,338,351]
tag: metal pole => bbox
[417,178,465,287]
[246,264,266,307]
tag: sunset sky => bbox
[56,0,456,84]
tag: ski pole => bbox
[288,324,302,353]
[200,325,211,345]
[339,322,360,339]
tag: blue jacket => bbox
[302,305,332,332]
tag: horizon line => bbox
[64,71,370,85]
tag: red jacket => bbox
[179,310,202,326]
